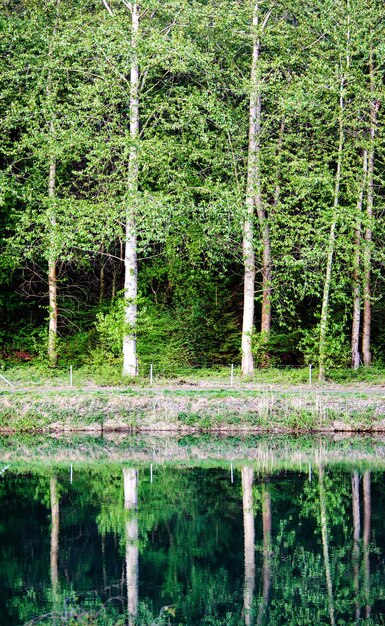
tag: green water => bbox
[0,435,385,625]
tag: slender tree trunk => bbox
[47,0,59,368]
[99,244,105,304]
[363,471,371,618]
[242,467,255,626]
[351,472,360,622]
[257,484,271,626]
[50,476,59,603]
[362,51,377,367]
[48,147,58,368]
[123,468,139,625]
[242,2,272,375]
[123,2,139,377]
[351,151,368,369]
[319,50,348,381]
[318,463,335,626]
[112,265,117,301]
[241,4,259,376]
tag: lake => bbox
[0,433,384,625]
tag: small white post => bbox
[150,363,153,386]
[230,463,234,483]
[309,363,312,387]
[230,363,234,387]
[70,365,73,387]
[70,464,73,484]
[150,463,153,483]
[309,463,312,482]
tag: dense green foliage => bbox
[1,0,385,372]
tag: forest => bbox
[1,0,384,381]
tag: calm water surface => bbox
[0,437,384,624]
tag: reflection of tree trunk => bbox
[257,485,271,626]
[363,471,371,618]
[242,467,255,626]
[50,476,59,601]
[351,472,360,622]
[102,533,107,589]
[318,464,335,626]
[123,468,138,626]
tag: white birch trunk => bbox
[241,4,259,376]
[351,151,368,369]
[362,52,377,367]
[123,468,139,625]
[123,2,139,377]
[242,3,273,375]
[242,467,255,626]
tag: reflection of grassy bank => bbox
[2,433,385,472]
[1,388,385,433]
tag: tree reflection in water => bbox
[0,451,383,626]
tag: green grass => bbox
[1,362,385,390]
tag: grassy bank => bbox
[1,386,385,433]
[1,362,385,389]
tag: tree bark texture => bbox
[362,52,377,367]
[351,151,368,369]
[48,150,58,368]
[123,1,139,377]
[241,3,259,376]
[47,7,58,368]
[242,2,272,375]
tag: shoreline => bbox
[1,385,385,433]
